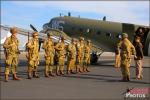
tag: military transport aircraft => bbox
[42,14,150,56]
[1,14,150,64]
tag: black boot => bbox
[28,72,32,79]
[49,71,55,77]
[126,76,130,82]
[33,71,39,78]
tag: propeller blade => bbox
[30,24,38,32]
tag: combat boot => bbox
[86,68,90,72]
[70,70,76,74]
[4,74,9,82]
[66,70,70,74]
[49,71,55,77]
[56,71,60,76]
[28,72,32,79]
[126,76,130,82]
[45,71,49,78]
[33,71,39,78]
[60,71,64,75]
[82,67,86,72]
[79,68,83,73]
[13,74,21,81]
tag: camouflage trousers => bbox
[76,56,84,66]
[115,54,121,68]
[5,55,18,75]
[45,56,54,72]
[57,56,65,72]
[83,56,90,66]
[28,59,39,72]
[120,58,131,79]
[67,58,76,71]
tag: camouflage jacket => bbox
[55,42,66,58]
[26,38,39,60]
[67,43,76,59]
[119,38,136,60]
[3,35,20,56]
[42,38,55,57]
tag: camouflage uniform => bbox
[55,37,66,75]
[76,37,85,73]
[67,38,76,74]
[42,33,55,77]
[26,32,39,79]
[119,33,136,81]
[83,40,91,72]
[115,40,122,68]
[3,27,21,82]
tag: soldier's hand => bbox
[115,67,120,70]
[17,51,21,54]
[134,55,137,60]
[10,42,15,46]
[26,43,29,46]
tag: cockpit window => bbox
[72,27,75,30]
[97,31,101,35]
[79,28,83,32]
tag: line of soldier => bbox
[3,27,92,82]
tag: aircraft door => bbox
[122,23,135,40]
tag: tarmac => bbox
[0,52,150,100]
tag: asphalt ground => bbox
[0,52,150,100]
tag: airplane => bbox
[1,13,150,64]
[41,13,150,57]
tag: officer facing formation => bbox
[83,40,91,72]
[3,27,21,82]
[118,33,136,82]
[26,32,40,79]
[42,33,55,77]
[67,38,77,74]
[76,37,85,73]
[115,36,122,68]
[55,36,66,76]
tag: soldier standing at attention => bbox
[83,40,91,72]
[118,33,136,82]
[26,32,40,79]
[134,36,144,80]
[42,33,55,77]
[115,36,122,68]
[55,36,66,76]
[66,38,76,74]
[3,27,21,82]
[76,37,85,73]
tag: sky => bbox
[1,1,149,31]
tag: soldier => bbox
[3,27,21,82]
[118,33,136,82]
[83,40,91,72]
[134,36,144,80]
[76,37,85,73]
[115,36,122,68]
[26,32,40,79]
[42,33,55,77]
[66,38,76,74]
[55,36,66,75]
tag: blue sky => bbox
[1,1,149,31]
